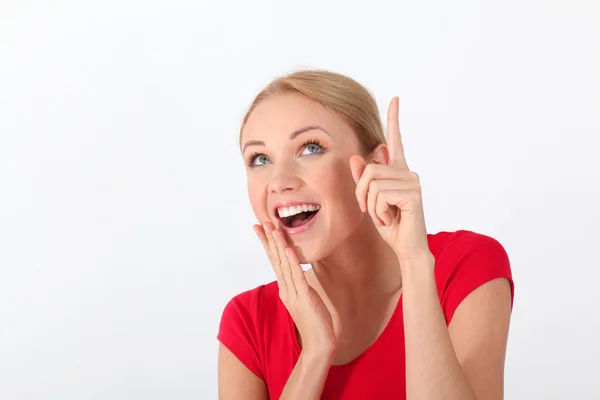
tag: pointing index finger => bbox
[387,97,409,170]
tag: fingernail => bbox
[360,203,366,212]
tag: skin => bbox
[218,91,512,399]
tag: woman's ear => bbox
[368,143,390,165]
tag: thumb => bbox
[349,155,367,184]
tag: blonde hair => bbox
[239,69,386,154]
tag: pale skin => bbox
[218,92,512,399]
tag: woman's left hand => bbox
[350,97,432,264]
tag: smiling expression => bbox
[241,92,367,262]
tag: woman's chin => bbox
[295,251,312,265]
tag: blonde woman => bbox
[217,70,514,400]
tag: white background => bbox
[1,1,599,399]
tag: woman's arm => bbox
[218,343,332,400]
[350,96,512,399]
[279,350,333,400]
[218,344,268,399]
[401,254,512,400]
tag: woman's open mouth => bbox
[275,203,321,234]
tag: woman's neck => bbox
[308,216,403,314]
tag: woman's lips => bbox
[273,201,321,218]
[279,209,320,235]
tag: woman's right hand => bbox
[254,222,336,359]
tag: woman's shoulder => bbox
[218,280,290,370]
[427,229,511,277]
[427,229,509,262]
[217,281,283,380]
[427,229,514,322]
[219,280,287,333]
[223,280,280,313]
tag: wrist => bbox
[398,252,435,280]
[300,347,335,368]
[280,348,333,400]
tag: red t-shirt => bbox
[218,230,514,399]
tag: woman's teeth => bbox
[277,204,320,218]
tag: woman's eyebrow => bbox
[290,125,331,139]
[241,125,331,153]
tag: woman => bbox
[217,70,514,399]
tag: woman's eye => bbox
[301,143,323,156]
[252,155,271,166]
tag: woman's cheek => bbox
[247,181,269,222]
[318,161,363,230]
[318,159,358,206]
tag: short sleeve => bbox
[435,231,514,324]
[217,287,265,380]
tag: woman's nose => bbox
[268,165,303,194]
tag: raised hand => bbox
[349,97,431,262]
[253,222,336,357]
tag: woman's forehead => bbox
[242,94,344,142]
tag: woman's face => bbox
[241,92,366,263]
